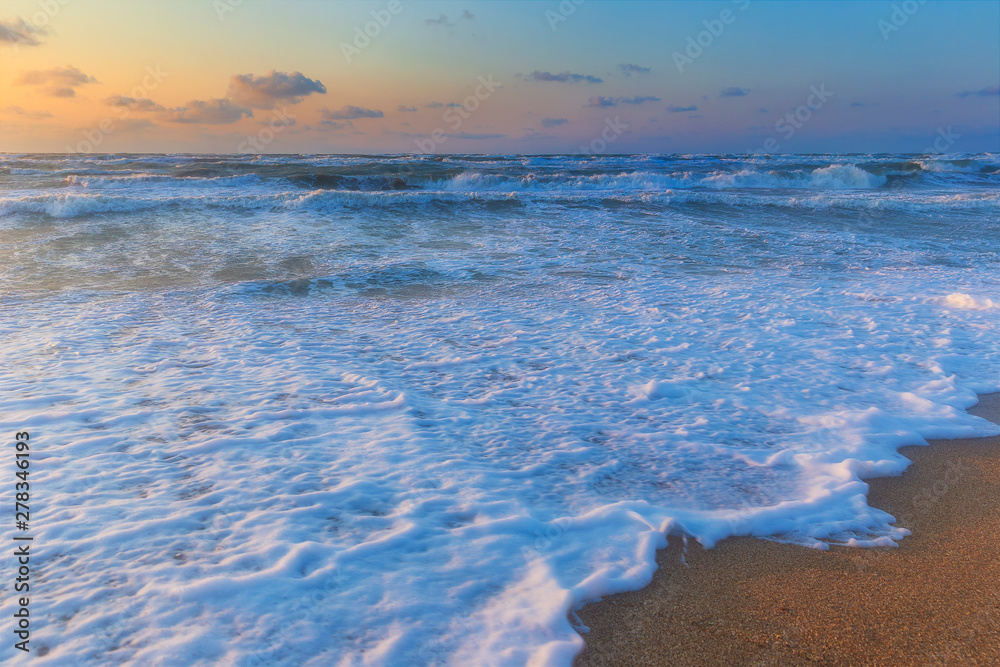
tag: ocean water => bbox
[1,153,999,665]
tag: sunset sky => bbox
[1,0,998,154]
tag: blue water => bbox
[1,152,999,665]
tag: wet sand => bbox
[575,394,1000,666]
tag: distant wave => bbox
[3,153,998,220]
[4,154,998,193]
[4,187,1000,219]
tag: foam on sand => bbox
[0,153,998,665]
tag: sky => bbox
[1,0,998,154]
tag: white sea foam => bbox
[444,164,888,192]
[942,292,997,310]
[916,159,982,173]
[0,153,998,665]
[7,186,999,221]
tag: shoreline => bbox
[575,393,1000,666]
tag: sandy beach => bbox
[575,393,1000,666]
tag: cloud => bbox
[16,65,98,97]
[758,107,768,113]
[453,132,505,139]
[0,18,46,46]
[163,98,252,124]
[850,101,878,108]
[586,96,618,107]
[102,71,321,127]
[619,96,661,105]
[2,105,52,119]
[541,117,568,128]
[588,95,660,108]
[227,70,326,109]
[956,85,1000,97]
[320,120,352,131]
[719,87,749,97]
[425,11,472,25]
[104,95,167,112]
[397,105,418,112]
[322,105,384,120]
[425,14,453,26]
[618,63,651,76]
[528,70,603,84]
[667,104,698,113]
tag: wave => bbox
[0,192,285,218]
[4,154,998,223]
[5,155,998,194]
[63,173,264,189]
[434,165,885,192]
[286,172,415,191]
[4,187,1000,220]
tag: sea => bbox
[1,153,999,665]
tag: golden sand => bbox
[575,394,1000,666]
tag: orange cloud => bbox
[16,65,97,97]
